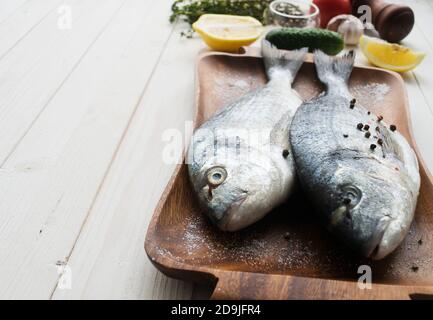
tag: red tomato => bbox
[313,0,352,28]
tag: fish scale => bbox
[206,80,298,131]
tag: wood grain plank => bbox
[351,0,433,175]
[1,0,431,300]
[52,21,202,300]
[0,0,124,165]
[0,0,63,60]
[411,0,433,50]
[404,0,433,113]
[0,0,175,299]
[0,0,29,24]
[58,5,433,299]
[390,0,433,173]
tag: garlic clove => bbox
[327,14,364,45]
[338,19,364,45]
[327,14,352,32]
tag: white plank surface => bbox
[0,0,128,298]
[0,0,29,24]
[0,0,63,60]
[0,0,190,299]
[0,0,125,164]
[0,0,433,299]
[389,0,433,172]
[51,17,200,300]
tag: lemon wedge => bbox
[359,35,426,72]
[193,14,263,52]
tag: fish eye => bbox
[206,167,227,187]
[340,184,362,208]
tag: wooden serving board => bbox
[145,47,433,300]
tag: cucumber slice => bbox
[265,28,344,55]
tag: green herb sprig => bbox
[170,0,273,27]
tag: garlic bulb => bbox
[327,15,364,45]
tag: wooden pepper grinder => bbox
[351,0,414,43]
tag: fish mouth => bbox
[364,216,393,260]
[216,195,248,232]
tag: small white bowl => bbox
[268,0,320,28]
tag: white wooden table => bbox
[0,0,432,299]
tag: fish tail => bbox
[314,50,355,88]
[261,39,307,83]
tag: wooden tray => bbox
[145,47,433,300]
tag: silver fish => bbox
[290,50,420,259]
[187,40,307,231]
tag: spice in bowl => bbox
[268,0,320,28]
[274,2,304,17]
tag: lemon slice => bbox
[193,14,263,52]
[359,35,426,72]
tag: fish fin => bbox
[261,39,307,83]
[380,125,420,191]
[393,134,420,192]
[314,50,355,87]
[270,110,292,148]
